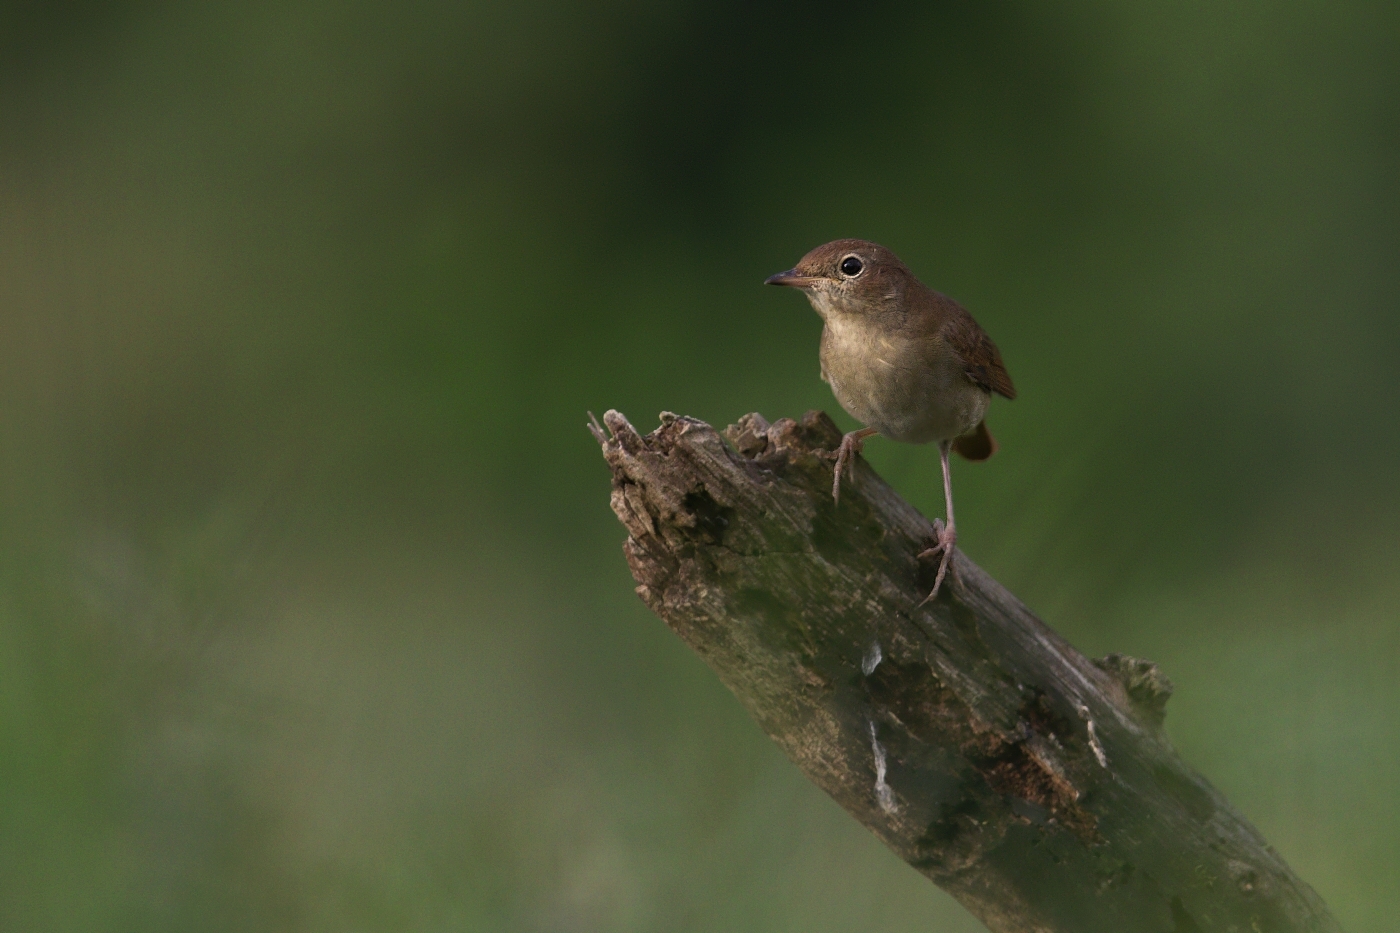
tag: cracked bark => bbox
[592,408,1343,933]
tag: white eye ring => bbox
[839,255,864,277]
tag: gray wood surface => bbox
[592,408,1342,933]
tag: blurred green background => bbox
[2,1,1397,930]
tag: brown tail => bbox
[952,420,997,462]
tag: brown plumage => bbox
[952,419,998,462]
[764,238,1015,601]
[943,305,1017,402]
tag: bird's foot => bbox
[828,429,874,503]
[917,520,957,604]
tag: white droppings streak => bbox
[1078,703,1108,768]
[862,641,883,676]
[868,720,897,814]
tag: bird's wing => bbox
[942,307,1017,400]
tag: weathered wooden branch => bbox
[592,409,1342,933]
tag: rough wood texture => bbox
[592,408,1343,933]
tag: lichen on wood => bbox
[592,408,1342,933]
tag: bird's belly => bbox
[824,347,989,444]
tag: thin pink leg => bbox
[918,440,957,604]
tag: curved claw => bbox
[918,525,957,605]
[832,442,851,502]
[830,428,878,504]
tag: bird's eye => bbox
[839,256,863,277]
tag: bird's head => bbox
[764,239,912,320]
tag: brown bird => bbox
[765,239,1015,601]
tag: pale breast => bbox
[820,316,989,445]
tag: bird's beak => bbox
[764,269,817,288]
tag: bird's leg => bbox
[829,427,879,503]
[918,440,957,603]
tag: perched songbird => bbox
[765,239,1015,601]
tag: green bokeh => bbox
[2,2,1398,930]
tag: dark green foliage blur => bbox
[2,2,1398,930]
